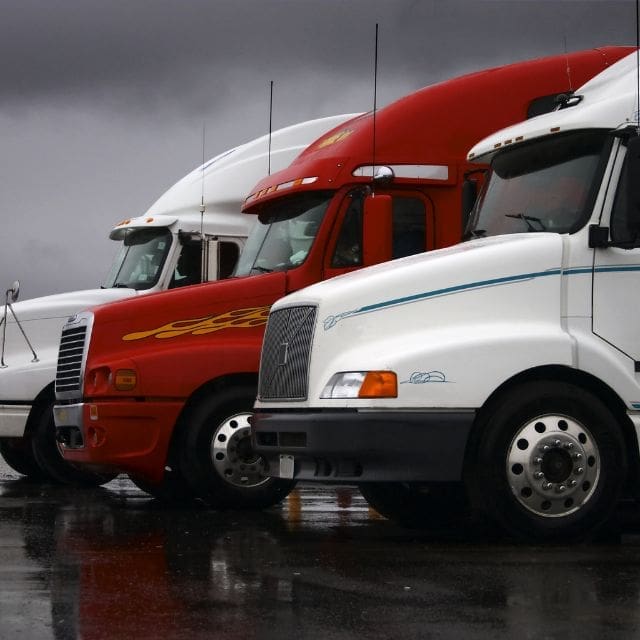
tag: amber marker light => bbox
[358,371,397,398]
[114,369,137,391]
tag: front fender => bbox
[310,322,575,409]
[101,340,264,399]
[0,347,58,403]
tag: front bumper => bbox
[53,400,184,484]
[252,409,475,482]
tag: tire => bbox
[130,471,199,506]
[0,437,47,480]
[359,482,471,530]
[466,381,626,542]
[180,386,295,509]
[31,402,116,487]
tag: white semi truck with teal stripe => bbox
[251,50,640,542]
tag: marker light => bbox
[321,371,397,399]
[114,369,137,391]
[358,371,398,398]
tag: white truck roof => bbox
[110,114,361,239]
[468,50,639,163]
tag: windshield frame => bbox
[234,190,334,277]
[103,226,173,291]
[466,130,613,240]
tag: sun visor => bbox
[243,157,351,211]
[109,215,178,240]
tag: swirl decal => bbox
[400,371,448,384]
[122,306,270,341]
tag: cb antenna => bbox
[200,122,206,235]
[200,122,206,282]
[563,35,573,93]
[372,23,379,193]
[268,80,274,175]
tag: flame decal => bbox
[122,306,270,341]
[315,129,353,149]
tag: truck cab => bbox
[0,114,353,484]
[52,48,632,509]
[252,50,640,542]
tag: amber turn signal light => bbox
[114,369,137,391]
[358,371,397,398]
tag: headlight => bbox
[321,371,397,399]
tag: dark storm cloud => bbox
[0,0,636,299]
[1,0,635,114]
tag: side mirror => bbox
[204,238,219,282]
[363,194,393,266]
[7,280,19,303]
[588,225,610,248]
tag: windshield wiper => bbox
[505,213,547,232]
[465,228,486,239]
[250,266,273,274]
[112,282,131,288]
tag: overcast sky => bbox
[0,0,635,300]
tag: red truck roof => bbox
[245,46,634,210]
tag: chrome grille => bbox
[258,305,316,400]
[55,313,91,398]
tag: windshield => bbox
[234,191,333,276]
[103,227,172,290]
[468,131,611,238]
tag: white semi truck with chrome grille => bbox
[252,51,640,542]
[0,114,355,485]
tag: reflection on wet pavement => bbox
[2,468,640,639]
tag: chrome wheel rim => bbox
[506,414,600,518]
[211,412,269,488]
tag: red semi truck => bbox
[53,48,631,508]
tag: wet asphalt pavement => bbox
[3,459,640,640]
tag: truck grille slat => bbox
[55,317,91,397]
[258,305,316,401]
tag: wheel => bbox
[180,386,295,509]
[466,381,626,542]
[359,482,471,529]
[31,402,116,486]
[0,437,47,479]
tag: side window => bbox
[170,242,202,288]
[392,197,426,258]
[332,193,427,267]
[610,156,640,245]
[219,241,240,279]
[332,194,363,267]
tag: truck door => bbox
[324,188,433,280]
[592,145,640,361]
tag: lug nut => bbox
[574,453,583,460]
[534,457,543,465]
[542,445,550,452]
[542,482,553,491]
[569,480,577,487]
[563,442,574,450]
[556,485,566,493]
[534,472,544,480]
[554,439,561,447]
[575,467,584,475]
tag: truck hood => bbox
[7,288,137,324]
[271,233,569,409]
[86,271,288,365]
[279,233,565,331]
